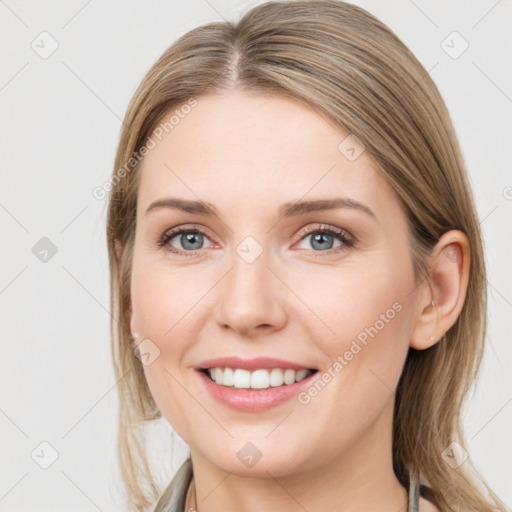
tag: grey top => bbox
[154,458,422,512]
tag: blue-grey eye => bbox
[160,228,214,253]
[298,230,348,251]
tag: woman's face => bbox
[130,90,418,477]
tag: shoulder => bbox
[420,496,472,512]
[419,496,440,512]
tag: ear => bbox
[410,230,470,350]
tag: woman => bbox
[106,1,507,511]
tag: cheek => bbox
[130,261,204,431]
[130,257,214,410]
[296,257,413,396]
[130,256,208,342]
[294,258,411,344]
[296,275,413,442]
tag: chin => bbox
[198,443,311,478]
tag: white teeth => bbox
[206,367,314,389]
[283,369,296,385]
[234,369,250,389]
[251,369,269,389]
[222,367,234,386]
[269,368,284,387]
[213,368,223,385]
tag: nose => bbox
[215,244,288,338]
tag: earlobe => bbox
[409,230,470,350]
[130,332,139,349]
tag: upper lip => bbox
[195,356,317,372]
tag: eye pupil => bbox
[182,232,203,250]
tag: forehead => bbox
[137,90,397,220]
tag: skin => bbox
[128,90,469,512]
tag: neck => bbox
[187,400,408,512]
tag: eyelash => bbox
[157,223,355,257]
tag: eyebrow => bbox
[144,197,376,220]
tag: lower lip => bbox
[196,369,318,412]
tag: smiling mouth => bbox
[199,367,319,390]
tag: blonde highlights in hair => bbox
[106,1,506,510]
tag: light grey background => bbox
[1,1,511,510]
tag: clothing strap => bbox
[153,458,421,511]
[408,472,421,512]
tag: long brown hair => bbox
[106,1,506,510]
